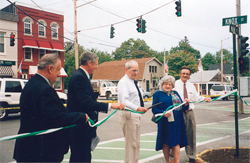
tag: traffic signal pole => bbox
[233,33,239,157]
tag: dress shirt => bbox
[174,79,204,110]
[118,74,142,114]
[80,67,111,110]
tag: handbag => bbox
[151,114,158,123]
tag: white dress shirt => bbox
[175,79,205,110]
[118,74,142,114]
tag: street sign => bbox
[222,15,247,26]
[0,60,16,66]
[229,25,239,35]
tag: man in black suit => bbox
[67,51,125,163]
[13,54,89,162]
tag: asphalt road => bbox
[0,97,249,163]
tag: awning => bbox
[23,39,39,49]
[51,42,64,51]
[29,66,68,77]
[37,41,52,50]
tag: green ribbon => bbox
[0,90,249,142]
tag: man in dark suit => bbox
[67,51,125,163]
[13,54,89,163]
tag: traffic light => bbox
[141,19,146,33]
[10,33,15,46]
[239,56,249,73]
[136,18,142,33]
[110,25,115,38]
[175,0,181,17]
[240,35,249,56]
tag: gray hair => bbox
[158,75,175,89]
[80,51,99,65]
[125,60,138,69]
[37,53,60,70]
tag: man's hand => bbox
[164,113,171,118]
[184,98,190,106]
[85,114,89,123]
[204,97,211,102]
[137,107,148,113]
[111,102,125,110]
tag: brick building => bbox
[1,2,67,92]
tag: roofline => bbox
[145,57,162,65]
[14,1,64,15]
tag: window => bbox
[38,21,45,37]
[5,81,22,93]
[54,77,62,89]
[24,19,31,34]
[0,32,4,53]
[39,49,45,59]
[152,66,154,73]
[24,48,32,60]
[149,66,151,72]
[51,24,58,39]
[52,51,58,55]
[155,66,157,73]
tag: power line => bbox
[30,0,74,37]
[78,0,175,32]
[78,1,220,51]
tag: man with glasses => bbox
[174,66,210,163]
[117,60,148,163]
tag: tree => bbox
[169,36,201,59]
[166,51,198,79]
[113,38,158,60]
[215,49,233,64]
[202,52,216,70]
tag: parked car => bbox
[210,85,234,100]
[140,87,152,99]
[0,78,67,121]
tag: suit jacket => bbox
[67,68,108,139]
[13,74,87,162]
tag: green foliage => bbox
[202,52,216,70]
[112,38,160,60]
[169,36,201,60]
[166,51,198,79]
[215,49,233,64]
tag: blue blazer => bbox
[14,74,86,162]
[67,68,109,139]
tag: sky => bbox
[2,0,250,57]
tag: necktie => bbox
[134,80,144,107]
[184,83,188,99]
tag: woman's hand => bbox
[164,113,171,117]
[184,98,190,106]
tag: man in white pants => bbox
[118,60,148,163]
[175,66,210,163]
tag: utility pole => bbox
[74,0,79,70]
[221,40,223,85]
[237,0,244,114]
[163,48,166,76]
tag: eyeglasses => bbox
[181,73,190,75]
[130,69,139,73]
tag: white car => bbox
[0,78,67,121]
[210,85,234,100]
[139,87,152,99]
